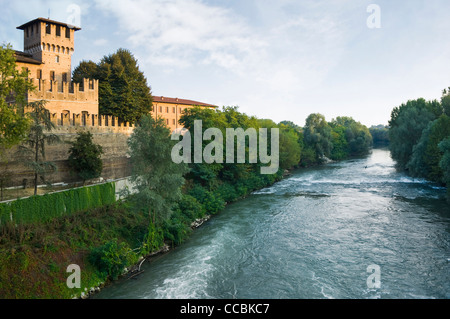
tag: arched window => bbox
[57,45,60,53]
[52,44,55,52]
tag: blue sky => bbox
[2,0,450,127]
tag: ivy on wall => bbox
[0,182,115,226]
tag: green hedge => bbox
[0,183,116,226]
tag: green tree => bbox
[18,101,60,195]
[278,123,301,169]
[72,49,153,124]
[438,137,450,198]
[0,44,32,152]
[442,87,450,117]
[68,131,104,184]
[128,115,189,224]
[72,60,98,84]
[407,115,450,182]
[369,125,390,147]
[303,113,332,163]
[389,98,442,169]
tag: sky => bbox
[2,0,450,128]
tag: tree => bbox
[72,49,153,124]
[407,115,450,182]
[128,115,189,225]
[0,44,32,152]
[369,125,390,147]
[303,113,333,162]
[72,60,98,84]
[388,98,441,169]
[438,137,450,199]
[68,131,103,184]
[442,87,450,117]
[18,100,60,195]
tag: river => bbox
[94,148,450,299]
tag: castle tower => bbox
[16,17,81,84]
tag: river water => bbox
[94,148,450,299]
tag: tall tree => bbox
[0,44,32,152]
[72,60,98,84]
[68,131,103,185]
[18,101,60,195]
[128,115,189,224]
[303,113,332,162]
[388,98,442,169]
[72,49,153,124]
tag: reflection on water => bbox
[94,149,450,299]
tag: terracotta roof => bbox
[17,17,81,31]
[14,51,42,65]
[153,96,217,108]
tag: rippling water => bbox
[94,149,450,299]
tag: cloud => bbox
[94,0,266,71]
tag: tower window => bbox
[56,25,61,37]
[65,27,70,39]
[37,69,42,79]
[50,71,55,81]
[55,56,60,63]
[62,73,68,82]
[46,23,51,34]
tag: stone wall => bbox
[1,125,132,188]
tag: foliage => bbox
[17,100,60,195]
[128,115,189,225]
[68,131,104,183]
[0,182,116,226]
[438,137,450,198]
[88,239,138,280]
[72,49,153,123]
[303,113,333,163]
[370,125,390,147]
[388,98,442,169]
[407,115,450,182]
[0,44,32,152]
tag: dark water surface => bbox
[94,149,450,299]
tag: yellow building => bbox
[11,17,216,131]
[152,96,217,131]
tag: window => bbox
[46,23,51,34]
[166,107,169,113]
[65,27,70,39]
[37,69,42,79]
[50,71,55,81]
[173,107,176,113]
[55,56,59,63]
[159,106,162,113]
[173,119,176,125]
[56,25,61,36]
[62,73,67,82]
[166,119,169,125]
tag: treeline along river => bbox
[94,149,450,299]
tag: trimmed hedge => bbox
[0,182,116,226]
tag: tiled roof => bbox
[14,51,42,65]
[153,96,217,108]
[17,17,81,31]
